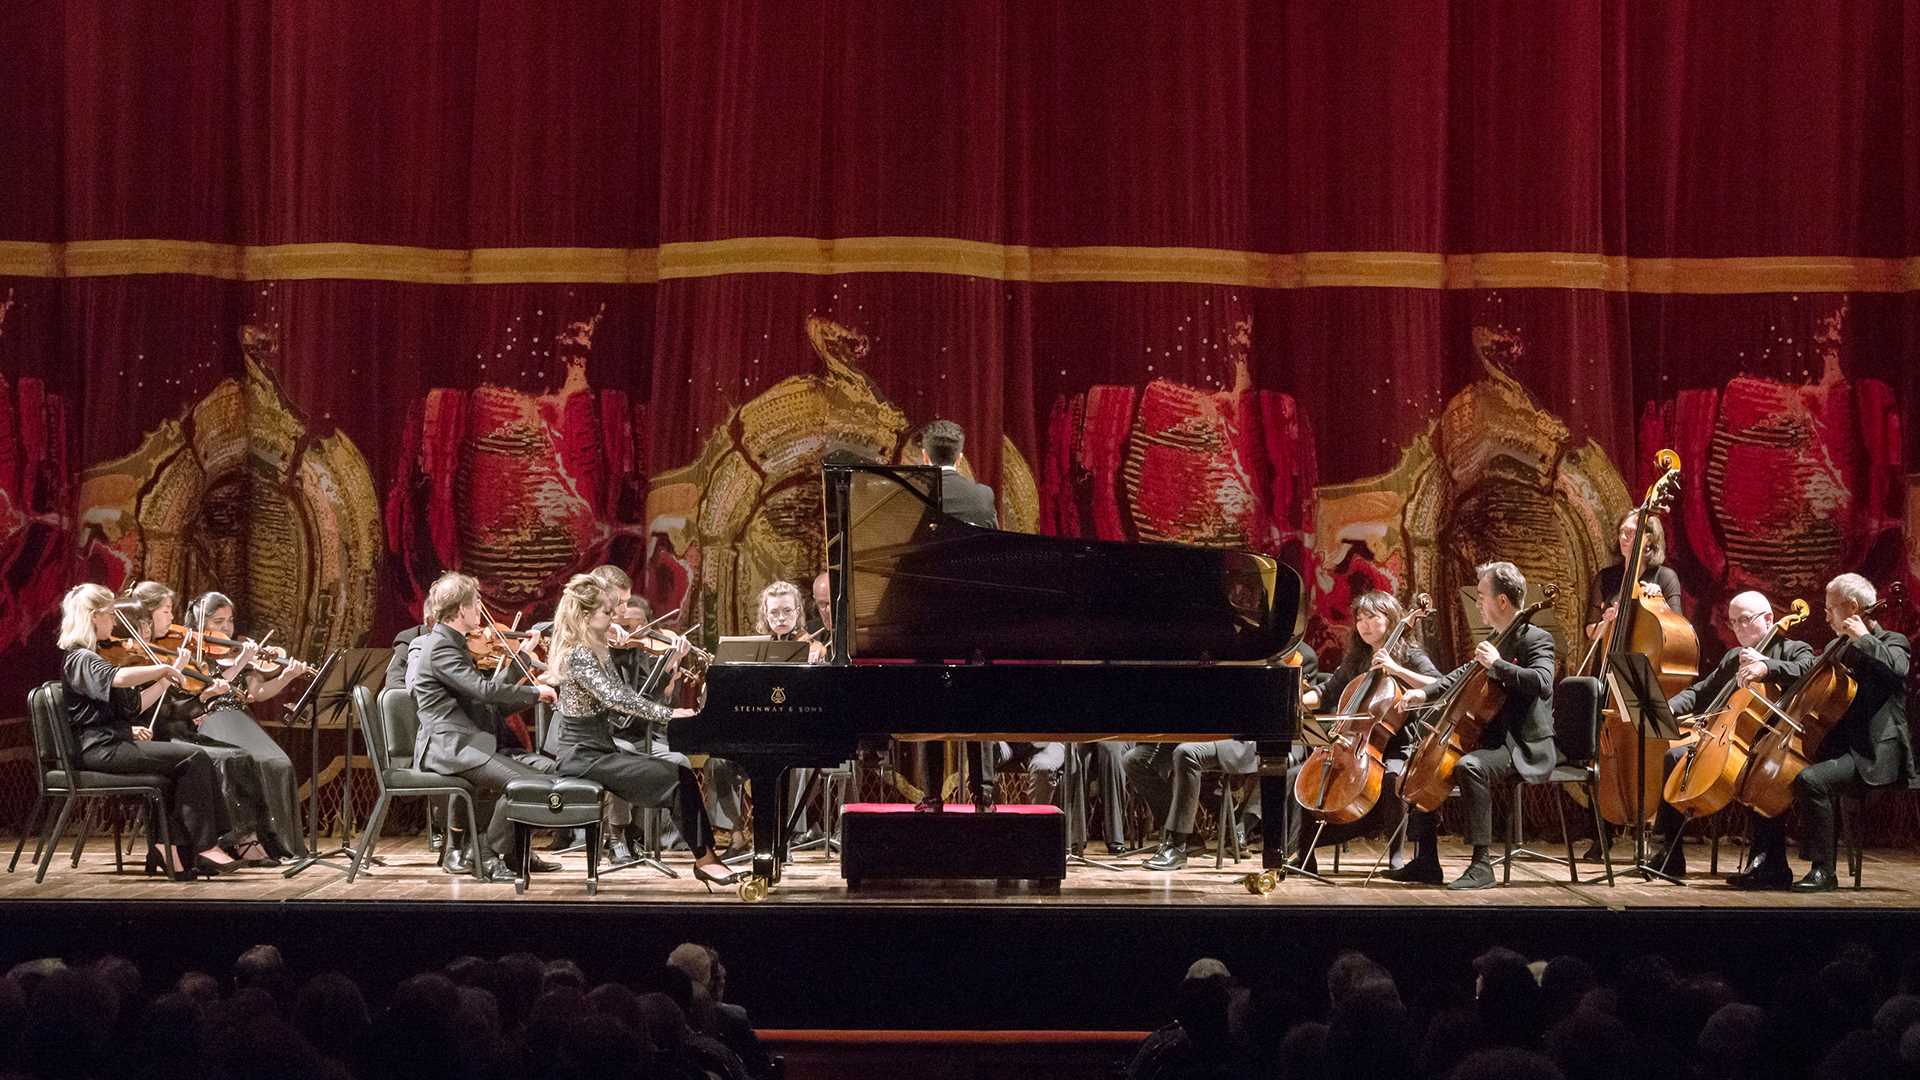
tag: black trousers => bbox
[80,739,232,852]
[1794,755,1870,867]
[1407,746,1516,848]
[1123,741,1255,836]
[561,750,714,856]
[453,753,552,861]
[1745,756,1872,869]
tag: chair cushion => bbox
[503,777,604,827]
[47,770,170,792]
[384,768,475,792]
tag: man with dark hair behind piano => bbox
[919,419,997,530]
[1125,646,1322,870]
[911,419,1012,812]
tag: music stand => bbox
[714,637,811,664]
[282,648,385,879]
[1604,651,1684,884]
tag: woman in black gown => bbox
[130,584,314,860]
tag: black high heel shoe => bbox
[231,839,280,868]
[692,861,743,892]
[191,852,237,877]
[145,846,196,881]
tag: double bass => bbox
[1737,582,1902,818]
[1292,594,1435,824]
[1587,451,1697,827]
[1400,585,1560,813]
[1661,599,1810,819]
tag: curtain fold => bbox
[0,0,1912,664]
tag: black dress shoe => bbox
[1103,839,1131,856]
[442,846,473,876]
[1290,851,1319,876]
[1142,840,1187,872]
[1649,843,1686,878]
[526,853,562,874]
[1727,852,1791,890]
[479,858,519,884]
[1448,859,1497,891]
[427,830,445,854]
[1383,856,1443,885]
[1792,865,1839,893]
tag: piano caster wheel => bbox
[738,875,771,903]
[1239,870,1280,896]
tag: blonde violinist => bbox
[56,584,240,879]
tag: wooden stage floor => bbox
[8,833,1920,911]
[9,832,1920,1030]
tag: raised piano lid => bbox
[822,462,1303,663]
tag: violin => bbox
[1662,598,1810,819]
[1589,450,1697,828]
[1400,584,1560,813]
[1738,581,1903,818]
[153,623,300,680]
[99,608,219,696]
[468,613,544,679]
[1293,593,1435,825]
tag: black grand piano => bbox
[668,462,1302,895]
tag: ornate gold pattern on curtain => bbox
[3,238,1914,294]
[1314,325,1632,667]
[75,326,382,659]
[645,315,1037,640]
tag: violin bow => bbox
[481,604,538,685]
[113,606,180,725]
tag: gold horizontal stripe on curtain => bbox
[0,238,1913,294]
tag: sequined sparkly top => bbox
[554,645,673,758]
[557,646,670,721]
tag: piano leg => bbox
[1257,740,1291,871]
[747,763,790,887]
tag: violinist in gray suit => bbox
[407,572,556,882]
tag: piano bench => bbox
[840,803,1065,887]
[503,778,605,895]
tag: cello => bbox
[1661,599,1809,819]
[1400,585,1559,813]
[1587,451,1697,827]
[1737,581,1902,818]
[1292,594,1435,825]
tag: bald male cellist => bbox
[1658,591,1813,879]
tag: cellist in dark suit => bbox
[1657,590,1814,879]
[1741,572,1913,893]
[1386,561,1558,890]
[407,571,557,883]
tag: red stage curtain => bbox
[0,1,1914,692]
